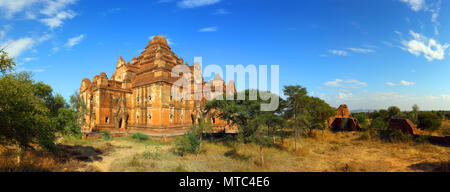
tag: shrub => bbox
[418,112,442,133]
[101,131,111,140]
[358,132,371,140]
[353,113,368,127]
[370,118,387,130]
[142,144,161,160]
[175,132,201,156]
[414,135,430,144]
[132,132,149,142]
[388,130,412,142]
[443,129,450,136]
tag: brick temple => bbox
[79,35,236,136]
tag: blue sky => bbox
[0,0,449,111]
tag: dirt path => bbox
[89,140,147,172]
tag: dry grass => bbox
[1,131,449,172]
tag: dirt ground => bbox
[1,131,449,172]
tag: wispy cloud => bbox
[385,82,396,86]
[0,0,78,29]
[0,0,39,18]
[65,34,85,48]
[23,57,37,62]
[198,26,218,32]
[400,80,415,86]
[324,91,450,111]
[40,0,77,29]
[328,49,349,56]
[325,79,368,89]
[178,0,221,9]
[1,37,34,57]
[399,0,442,35]
[399,0,426,11]
[213,8,229,15]
[348,48,375,53]
[400,30,449,61]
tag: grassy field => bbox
[1,130,448,172]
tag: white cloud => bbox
[400,80,415,86]
[401,30,449,61]
[64,34,85,48]
[338,92,353,100]
[328,49,348,56]
[40,0,76,16]
[178,0,221,9]
[198,26,218,32]
[1,37,34,57]
[38,0,77,29]
[385,82,396,86]
[324,91,450,111]
[23,57,37,62]
[40,10,76,29]
[400,0,442,35]
[0,0,38,18]
[348,48,375,53]
[213,8,229,15]
[0,33,51,57]
[399,0,426,11]
[325,79,368,89]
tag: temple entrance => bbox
[118,118,123,129]
[125,114,129,129]
[191,114,195,125]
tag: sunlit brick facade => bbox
[79,36,236,136]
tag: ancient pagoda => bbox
[79,35,236,137]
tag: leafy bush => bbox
[358,129,378,141]
[388,130,412,142]
[101,131,111,140]
[414,135,430,144]
[443,129,450,136]
[132,132,149,142]
[353,113,368,127]
[175,132,201,156]
[370,118,387,130]
[418,112,441,133]
[142,144,161,159]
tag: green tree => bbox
[417,112,441,133]
[0,72,57,164]
[283,86,334,150]
[353,113,368,128]
[304,97,335,136]
[283,85,308,151]
[412,104,419,123]
[205,90,282,143]
[388,106,401,120]
[0,49,15,73]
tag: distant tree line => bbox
[352,104,443,133]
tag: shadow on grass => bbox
[55,144,104,162]
[0,143,109,172]
[224,149,251,161]
[408,161,449,172]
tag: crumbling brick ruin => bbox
[329,104,361,131]
[79,36,236,137]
